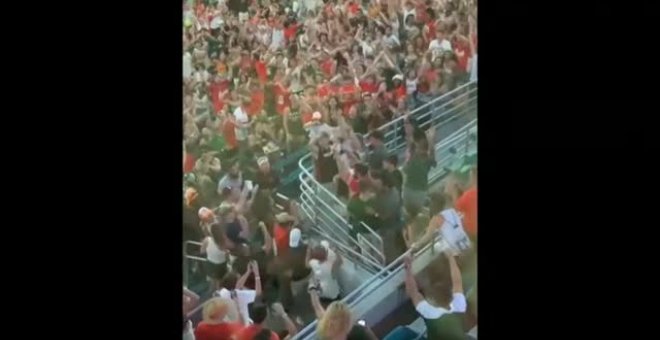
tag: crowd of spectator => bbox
[183,0,478,338]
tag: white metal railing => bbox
[297,164,385,272]
[296,81,477,272]
[291,83,477,340]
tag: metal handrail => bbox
[291,83,478,340]
[295,82,477,271]
[297,158,386,265]
[183,240,208,288]
[376,82,475,133]
[291,234,442,340]
[298,176,385,266]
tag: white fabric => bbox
[210,16,224,29]
[289,228,302,247]
[469,54,478,82]
[429,39,453,53]
[183,320,195,340]
[270,29,285,50]
[233,106,249,141]
[204,237,227,264]
[406,79,418,95]
[308,247,340,299]
[415,293,467,319]
[438,209,472,252]
[384,34,400,48]
[217,288,257,324]
[183,52,193,79]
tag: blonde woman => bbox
[311,295,378,340]
[194,297,244,340]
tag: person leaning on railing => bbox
[404,251,467,340]
[369,170,407,264]
[411,191,471,254]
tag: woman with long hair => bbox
[200,222,229,291]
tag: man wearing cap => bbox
[255,157,280,193]
[273,212,297,257]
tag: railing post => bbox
[183,246,189,288]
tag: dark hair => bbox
[221,186,233,199]
[385,155,398,167]
[253,327,274,340]
[221,271,239,290]
[354,163,369,177]
[369,169,393,188]
[248,301,269,324]
[428,191,447,215]
[358,179,372,194]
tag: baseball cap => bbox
[312,111,322,120]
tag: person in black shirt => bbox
[367,130,387,171]
[254,156,280,192]
[383,154,404,198]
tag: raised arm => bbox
[272,302,298,338]
[411,214,443,251]
[446,252,463,294]
[235,263,252,290]
[309,289,326,319]
[403,254,424,306]
[251,260,263,297]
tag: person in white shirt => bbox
[412,191,472,253]
[183,52,193,80]
[306,240,342,301]
[270,22,285,50]
[428,28,453,59]
[233,101,250,145]
[214,261,262,325]
[200,222,229,290]
[403,251,467,338]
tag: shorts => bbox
[204,260,228,280]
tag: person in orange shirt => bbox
[455,166,477,240]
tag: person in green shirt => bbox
[346,179,378,238]
[402,144,434,218]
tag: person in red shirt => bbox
[209,75,230,114]
[359,75,379,94]
[455,166,477,239]
[247,83,265,117]
[221,110,239,157]
[273,212,296,257]
[391,74,407,102]
[254,54,268,85]
[194,297,244,340]
[274,80,291,116]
